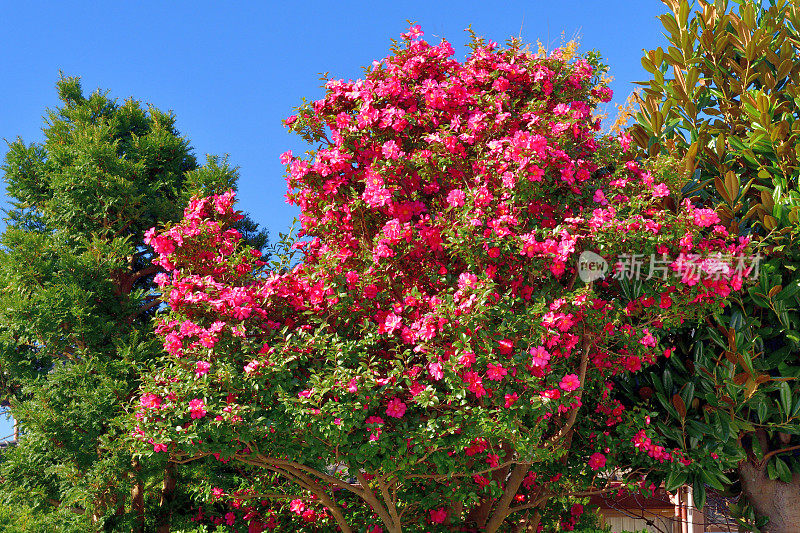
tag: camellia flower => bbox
[140,393,162,409]
[446,189,466,207]
[428,361,443,381]
[385,398,407,418]
[529,346,551,367]
[189,398,207,419]
[588,452,607,470]
[693,208,720,227]
[430,507,448,524]
[289,499,305,515]
[486,363,508,381]
[559,374,581,392]
[652,183,670,198]
[593,189,609,205]
[195,360,211,377]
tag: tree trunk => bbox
[739,459,800,533]
[131,458,145,533]
[155,461,177,533]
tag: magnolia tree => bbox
[134,29,749,532]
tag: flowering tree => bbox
[135,28,748,532]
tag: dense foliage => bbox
[624,1,800,530]
[0,76,267,532]
[136,28,748,532]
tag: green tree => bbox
[625,1,800,531]
[0,75,267,532]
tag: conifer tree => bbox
[0,75,267,532]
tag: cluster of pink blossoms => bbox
[133,25,750,531]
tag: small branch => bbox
[129,264,161,286]
[762,444,800,463]
[127,298,163,323]
[47,498,86,515]
[503,492,551,517]
[546,328,592,446]
[409,458,527,480]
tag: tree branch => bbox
[484,463,532,533]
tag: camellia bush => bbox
[133,28,750,532]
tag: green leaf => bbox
[680,382,695,410]
[752,435,764,460]
[700,468,725,491]
[780,382,792,417]
[666,468,688,492]
[775,456,793,483]
[692,480,706,510]
[755,397,769,423]
[663,368,674,395]
[767,457,778,480]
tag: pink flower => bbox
[446,189,466,207]
[504,392,519,407]
[386,398,407,418]
[153,441,168,453]
[652,183,670,198]
[559,374,581,392]
[189,398,207,419]
[384,313,402,334]
[225,512,236,525]
[619,132,631,151]
[693,208,720,227]
[428,361,443,381]
[363,284,379,299]
[244,359,261,374]
[458,351,475,368]
[588,452,607,470]
[403,24,423,40]
[593,189,608,205]
[430,507,448,524]
[497,339,514,354]
[529,346,551,367]
[382,140,401,160]
[141,393,162,409]
[195,361,211,377]
[541,388,561,400]
[289,499,305,515]
[347,378,358,393]
[458,272,478,290]
[640,330,657,347]
[486,363,507,381]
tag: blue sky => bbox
[0,1,668,439]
